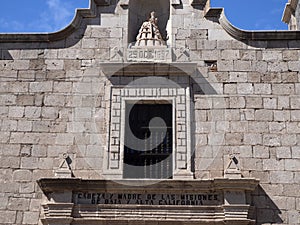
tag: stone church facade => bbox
[0,0,300,224]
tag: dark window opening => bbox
[124,103,172,179]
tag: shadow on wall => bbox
[253,185,283,225]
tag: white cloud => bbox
[0,18,25,32]
[33,0,74,32]
[46,0,73,30]
[0,0,78,33]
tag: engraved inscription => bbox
[127,48,171,62]
[75,192,220,206]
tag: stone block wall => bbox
[296,0,300,29]
[0,0,299,224]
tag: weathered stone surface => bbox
[13,170,32,182]
[22,211,40,224]
[7,198,30,211]
[0,211,16,224]
[0,1,299,225]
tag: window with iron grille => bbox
[123,103,173,179]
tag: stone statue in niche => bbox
[135,11,166,47]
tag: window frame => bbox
[103,87,193,179]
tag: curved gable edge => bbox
[0,0,110,43]
[1,1,300,43]
[205,7,300,41]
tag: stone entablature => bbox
[38,178,259,225]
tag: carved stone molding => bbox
[38,178,259,225]
[42,203,74,225]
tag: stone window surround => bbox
[103,86,193,179]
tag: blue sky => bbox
[0,0,288,33]
[211,0,288,30]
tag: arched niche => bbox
[128,0,170,45]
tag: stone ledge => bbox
[71,204,254,223]
[37,178,259,193]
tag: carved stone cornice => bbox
[38,178,259,193]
